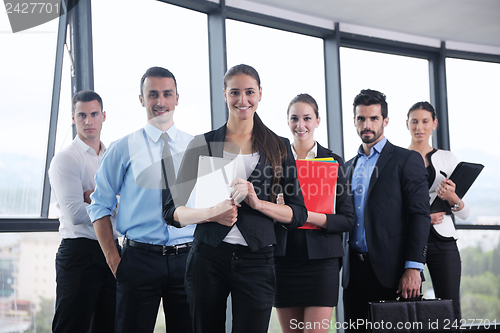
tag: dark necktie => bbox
[160,133,176,207]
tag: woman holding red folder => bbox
[406,101,469,321]
[275,94,354,332]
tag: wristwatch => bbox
[451,198,462,212]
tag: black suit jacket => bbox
[342,140,430,289]
[276,143,354,259]
[163,124,307,252]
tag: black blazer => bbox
[277,143,354,259]
[163,124,307,252]
[342,140,430,289]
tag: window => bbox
[92,0,211,144]
[340,47,430,159]
[49,37,73,218]
[446,58,500,225]
[226,20,327,148]
[458,229,500,322]
[0,232,60,331]
[0,16,59,217]
[423,230,500,323]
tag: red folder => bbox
[296,159,338,230]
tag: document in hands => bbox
[296,158,338,230]
[430,161,484,214]
[194,156,237,209]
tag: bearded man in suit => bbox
[342,89,431,332]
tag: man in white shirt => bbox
[50,90,120,333]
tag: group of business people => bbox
[48,63,467,333]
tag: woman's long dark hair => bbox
[224,64,287,202]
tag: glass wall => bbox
[458,229,500,323]
[340,47,430,160]
[446,58,500,225]
[92,0,211,145]
[226,20,327,148]
[49,37,73,219]
[0,232,60,331]
[0,15,59,217]
[53,36,73,155]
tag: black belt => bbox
[62,238,119,247]
[124,238,192,255]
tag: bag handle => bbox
[396,294,424,302]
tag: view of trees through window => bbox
[420,231,500,323]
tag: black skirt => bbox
[274,229,340,308]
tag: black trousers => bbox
[185,240,275,333]
[343,252,400,333]
[115,243,192,333]
[426,240,462,320]
[52,238,118,333]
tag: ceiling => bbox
[248,0,500,48]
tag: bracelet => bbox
[451,198,462,212]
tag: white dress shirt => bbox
[291,141,318,160]
[222,151,260,246]
[49,136,119,240]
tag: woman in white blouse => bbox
[407,101,469,321]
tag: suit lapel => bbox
[429,149,441,191]
[207,124,227,158]
[316,144,330,158]
[248,152,266,181]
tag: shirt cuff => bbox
[405,261,424,271]
[86,205,112,223]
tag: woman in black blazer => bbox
[163,64,307,333]
[275,94,354,333]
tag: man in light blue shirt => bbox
[87,67,194,332]
[350,136,386,254]
[342,89,430,332]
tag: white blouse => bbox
[429,149,470,239]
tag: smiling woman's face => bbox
[287,102,320,144]
[224,74,262,122]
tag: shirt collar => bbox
[73,135,106,156]
[291,141,317,160]
[144,122,179,143]
[357,136,387,157]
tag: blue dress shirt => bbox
[351,137,387,253]
[87,122,195,246]
[351,137,423,270]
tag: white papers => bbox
[194,156,237,209]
